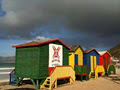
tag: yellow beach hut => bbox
[69,45,84,68]
[69,45,89,81]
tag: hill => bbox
[109,44,120,58]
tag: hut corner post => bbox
[31,79,46,89]
[16,77,23,86]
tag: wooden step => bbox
[47,79,50,80]
[41,87,50,89]
[47,81,50,84]
[45,84,50,88]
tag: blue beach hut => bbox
[83,48,100,74]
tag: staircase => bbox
[89,65,105,79]
[43,77,51,88]
[95,65,105,79]
[9,69,17,85]
[41,66,75,90]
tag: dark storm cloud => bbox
[0,0,120,49]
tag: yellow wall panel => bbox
[91,56,94,72]
[74,48,83,65]
[69,52,75,68]
[94,56,97,70]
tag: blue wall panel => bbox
[75,54,78,65]
[83,50,99,71]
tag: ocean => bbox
[0,63,15,82]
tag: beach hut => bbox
[69,45,84,67]
[12,38,75,89]
[99,51,111,70]
[84,48,105,78]
[69,45,89,81]
[99,51,116,75]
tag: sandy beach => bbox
[0,69,120,90]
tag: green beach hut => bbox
[12,38,75,89]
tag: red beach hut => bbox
[99,51,111,70]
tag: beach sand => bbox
[0,69,120,90]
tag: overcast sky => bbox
[0,0,120,56]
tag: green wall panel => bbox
[15,47,40,79]
[63,46,69,65]
[39,44,49,78]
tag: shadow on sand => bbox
[105,74,120,84]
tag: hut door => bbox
[75,54,78,65]
[90,56,94,72]
[106,57,109,69]
[104,57,107,70]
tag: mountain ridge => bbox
[109,43,120,59]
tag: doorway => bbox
[75,54,78,65]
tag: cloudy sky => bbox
[0,0,120,56]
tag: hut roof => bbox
[99,51,111,56]
[12,38,71,50]
[99,51,107,55]
[84,48,100,55]
[70,45,84,52]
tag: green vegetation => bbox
[107,65,116,75]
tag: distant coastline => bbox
[0,56,15,63]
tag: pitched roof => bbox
[12,38,71,50]
[84,48,100,55]
[99,51,107,55]
[70,45,84,52]
[70,45,78,51]
[99,51,111,56]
